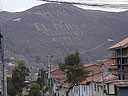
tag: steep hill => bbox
[1,3,128,67]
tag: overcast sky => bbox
[1,0,44,12]
[1,0,128,12]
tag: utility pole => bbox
[101,71,104,96]
[1,18,21,96]
[91,71,93,96]
[47,55,53,96]
[0,32,2,96]
[100,64,105,96]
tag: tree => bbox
[37,68,48,96]
[42,85,49,94]
[7,77,16,96]
[59,51,90,96]
[27,83,42,96]
[7,61,30,96]
[37,68,48,89]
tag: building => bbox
[51,64,117,96]
[51,68,67,96]
[108,38,128,80]
[114,80,128,96]
[104,76,118,96]
[101,59,117,73]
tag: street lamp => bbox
[108,38,123,80]
[1,18,21,96]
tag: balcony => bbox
[110,54,128,59]
[112,63,128,66]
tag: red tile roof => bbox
[103,59,117,70]
[108,38,128,50]
[62,82,72,88]
[83,64,98,67]
[114,80,128,87]
[80,72,110,84]
[51,68,67,83]
[84,64,102,74]
[52,64,115,88]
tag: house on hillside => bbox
[104,76,118,96]
[51,69,67,96]
[108,37,128,80]
[114,80,128,96]
[97,59,117,74]
[69,71,116,96]
[108,37,128,96]
[84,64,102,74]
[51,64,117,96]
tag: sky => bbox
[0,0,44,12]
[1,0,128,12]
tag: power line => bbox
[38,0,106,6]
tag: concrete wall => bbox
[105,82,115,96]
[118,87,128,96]
[80,85,90,96]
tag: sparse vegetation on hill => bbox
[1,3,128,66]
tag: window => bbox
[94,84,96,91]
[122,58,125,64]
[122,48,127,56]
[118,74,120,80]
[86,86,88,95]
[117,59,120,64]
[97,86,99,92]
[123,74,125,80]
[119,74,125,80]
[122,66,124,70]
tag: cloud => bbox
[12,8,27,12]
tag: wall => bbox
[118,87,128,96]
[105,82,115,95]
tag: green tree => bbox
[42,85,49,94]
[7,61,30,96]
[27,83,42,96]
[59,51,89,96]
[37,69,48,89]
[7,77,16,96]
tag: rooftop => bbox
[80,72,110,85]
[114,80,128,87]
[104,76,118,83]
[108,38,128,50]
[51,68,67,83]
[103,59,117,70]
[84,64,102,74]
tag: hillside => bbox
[1,3,128,67]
